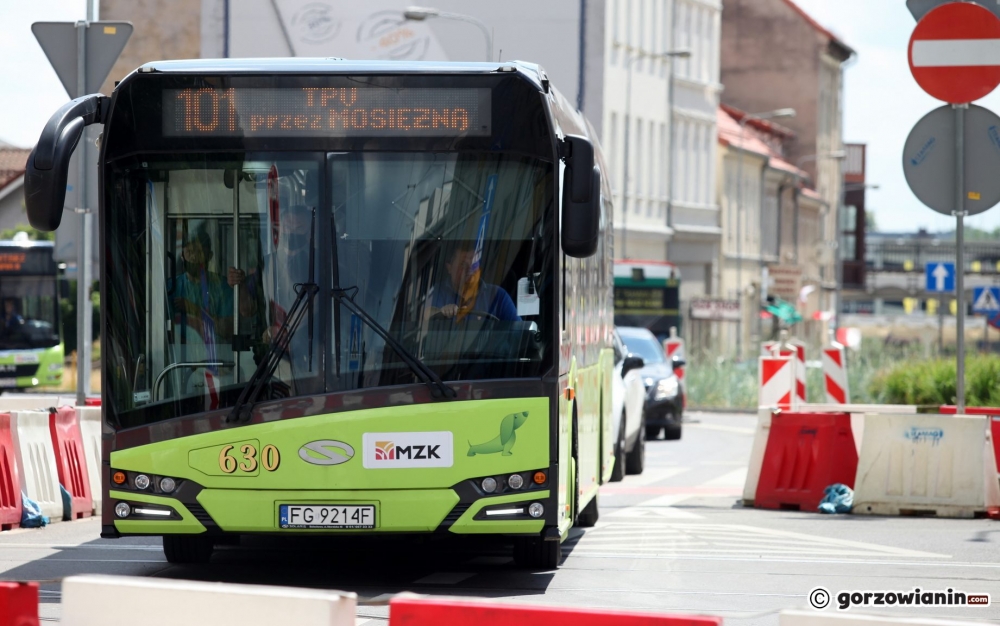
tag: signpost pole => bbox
[955,103,966,413]
[75,16,91,406]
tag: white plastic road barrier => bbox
[77,406,102,515]
[793,404,918,456]
[853,413,1000,518]
[759,355,796,411]
[761,340,780,356]
[742,408,775,506]
[0,396,60,412]
[780,609,994,626]
[11,410,62,521]
[61,575,357,626]
[822,344,850,405]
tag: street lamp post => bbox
[620,45,690,260]
[404,6,493,61]
[734,108,796,359]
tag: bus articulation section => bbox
[24,60,614,569]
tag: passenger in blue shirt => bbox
[429,243,520,322]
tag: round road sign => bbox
[908,1,1000,104]
[903,104,1000,216]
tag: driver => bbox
[429,241,520,322]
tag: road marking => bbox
[569,523,949,559]
[608,505,704,520]
[685,422,755,435]
[0,544,162,551]
[413,572,476,585]
[702,467,748,488]
[618,466,691,486]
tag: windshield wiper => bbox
[332,286,456,400]
[226,281,319,423]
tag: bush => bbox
[873,354,1000,407]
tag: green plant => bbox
[0,224,54,241]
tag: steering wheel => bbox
[430,309,501,322]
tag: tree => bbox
[0,224,54,241]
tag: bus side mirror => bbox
[561,135,600,258]
[25,94,108,232]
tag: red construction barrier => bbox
[940,406,1000,471]
[755,412,858,511]
[389,596,722,626]
[48,407,92,520]
[0,413,21,530]
[0,581,38,626]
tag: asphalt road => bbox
[3,411,999,625]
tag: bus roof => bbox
[130,58,549,93]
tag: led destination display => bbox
[162,86,492,138]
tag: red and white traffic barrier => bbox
[11,410,63,522]
[663,327,685,382]
[822,344,850,405]
[759,355,796,411]
[60,575,357,626]
[389,594,723,626]
[761,341,779,356]
[0,581,38,626]
[774,341,807,405]
[0,413,21,530]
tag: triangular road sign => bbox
[32,21,133,97]
[973,287,1000,313]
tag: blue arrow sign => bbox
[925,262,955,293]
[973,287,1000,315]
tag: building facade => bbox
[715,106,826,356]
[665,0,722,302]
[719,0,854,342]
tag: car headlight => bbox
[653,377,679,400]
[643,377,655,390]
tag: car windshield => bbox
[618,329,665,365]
[104,151,554,427]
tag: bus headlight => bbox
[159,477,177,493]
[481,477,497,493]
[133,474,151,490]
[48,363,61,372]
[114,502,131,518]
[507,474,524,490]
[654,377,679,400]
[528,502,544,518]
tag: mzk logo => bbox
[468,411,529,457]
[374,440,441,461]
[363,432,453,469]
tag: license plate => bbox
[279,504,376,529]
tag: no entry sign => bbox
[908,2,1000,104]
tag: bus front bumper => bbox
[106,487,549,537]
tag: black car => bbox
[616,326,685,440]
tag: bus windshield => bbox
[105,151,554,426]
[0,276,60,351]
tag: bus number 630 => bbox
[219,443,280,473]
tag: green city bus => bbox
[0,239,64,389]
[25,59,615,568]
